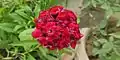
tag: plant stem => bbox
[23,45,40,55]
[65,0,68,8]
[6,48,9,57]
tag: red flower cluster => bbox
[32,6,83,50]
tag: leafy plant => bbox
[0,0,64,60]
[83,0,120,60]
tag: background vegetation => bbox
[83,0,120,60]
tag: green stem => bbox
[6,48,9,57]
[23,45,40,55]
[56,49,61,60]
[65,0,68,8]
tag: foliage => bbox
[0,0,64,60]
[84,0,120,60]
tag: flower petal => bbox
[70,41,77,49]
[32,28,41,38]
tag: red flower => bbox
[32,6,83,50]
[32,28,42,38]
[70,41,77,49]
[49,6,63,16]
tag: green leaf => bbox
[0,23,15,32]
[23,5,32,13]
[105,9,113,19]
[13,25,24,32]
[99,55,108,60]
[91,0,97,7]
[100,30,107,35]
[114,40,120,46]
[14,0,22,5]
[112,12,120,20]
[0,40,12,48]
[34,4,41,17]
[93,48,99,56]
[101,3,109,10]
[99,20,107,29]
[110,54,120,60]
[20,55,27,60]
[113,40,120,56]
[24,45,33,51]
[77,17,80,24]
[0,8,5,14]
[97,0,105,4]
[96,49,107,56]
[112,6,120,12]
[63,48,73,53]
[102,42,113,50]
[0,30,7,40]
[9,13,25,24]
[19,29,34,41]
[109,36,114,42]
[93,41,100,47]
[113,47,120,56]
[46,55,57,60]
[82,0,90,9]
[9,34,19,42]
[39,47,48,57]
[96,42,113,55]
[9,40,38,51]
[97,38,107,44]
[15,11,31,21]
[102,42,113,53]
[117,20,120,27]
[109,32,120,38]
[9,40,37,46]
[27,54,35,60]
[49,0,59,6]
[37,50,47,60]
